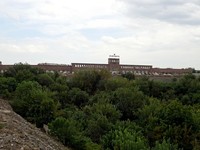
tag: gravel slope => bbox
[0,99,69,150]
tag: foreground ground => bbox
[0,99,69,150]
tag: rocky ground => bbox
[0,99,69,150]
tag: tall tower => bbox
[108,54,120,74]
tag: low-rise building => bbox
[0,55,193,76]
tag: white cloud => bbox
[0,0,121,23]
[99,19,200,68]
[0,0,200,69]
[120,0,200,25]
[0,39,48,53]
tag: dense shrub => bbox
[1,65,200,149]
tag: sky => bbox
[0,0,200,69]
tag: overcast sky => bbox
[0,0,200,69]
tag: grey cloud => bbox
[120,0,200,25]
[122,0,200,6]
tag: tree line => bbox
[0,63,200,150]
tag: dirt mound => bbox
[0,99,69,150]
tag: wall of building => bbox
[0,57,193,76]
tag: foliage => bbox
[121,72,135,80]
[4,63,44,82]
[36,73,54,87]
[0,77,17,99]
[103,77,129,91]
[68,88,89,107]
[71,69,111,94]
[84,102,121,143]
[49,117,99,150]
[12,81,56,127]
[101,127,148,150]
[2,65,200,149]
[152,139,178,150]
[111,87,146,120]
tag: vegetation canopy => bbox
[1,64,200,149]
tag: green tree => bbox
[49,117,99,150]
[89,91,111,105]
[121,72,135,80]
[138,98,165,147]
[160,100,192,126]
[4,63,44,83]
[101,127,148,150]
[0,77,17,99]
[152,139,178,150]
[111,87,146,120]
[159,100,196,149]
[84,102,121,143]
[103,77,129,91]
[175,74,198,98]
[12,81,56,127]
[71,69,111,94]
[68,88,89,108]
[135,76,150,96]
[50,77,69,108]
[36,73,54,87]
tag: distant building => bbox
[0,55,193,76]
